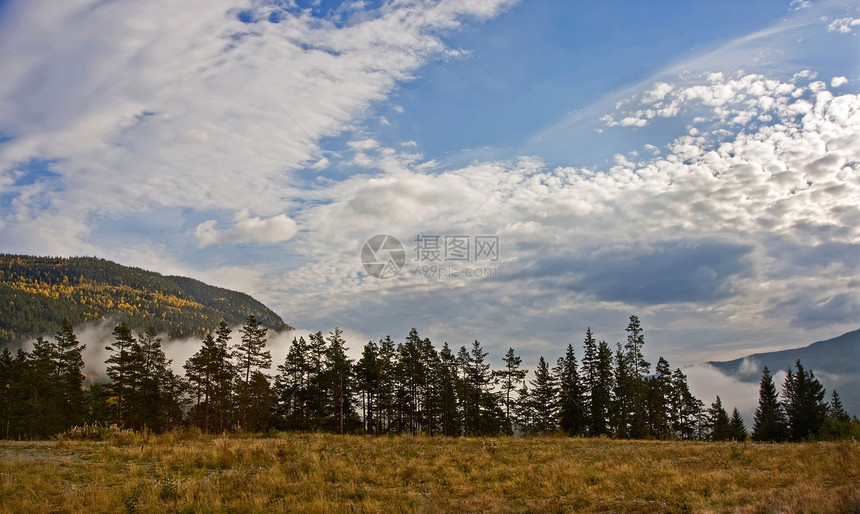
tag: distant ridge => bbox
[708,329,860,415]
[0,254,291,344]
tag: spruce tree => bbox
[106,323,136,427]
[829,390,849,423]
[54,319,85,427]
[729,407,747,441]
[752,366,787,442]
[530,356,558,436]
[708,396,731,441]
[555,343,585,436]
[781,360,827,441]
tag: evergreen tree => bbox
[589,339,614,437]
[212,321,236,432]
[708,396,731,441]
[354,340,380,433]
[530,356,558,435]
[646,357,673,439]
[670,368,702,440]
[752,366,787,442]
[323,328,355,433]
[105,323,136,427]
[611,343,632,438]
[555,343,585,436]
[437,342,460,436]
[513,382,535,435]
[829,390,849,423]
[233,315,271,429]
[496,347,527,435]
[624,315,650,438]
[781,360,828,441]
[54,319,86,427]
[28,337,62,437]
[729,408,747,441]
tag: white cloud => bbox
[827,17,860,33]
[0,0,516,254]
[195,212,299,247]
[831,76,849,87]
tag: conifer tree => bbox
[708,396,731,441]
[106,323,136,427]
[54,319,85,427]
[323,328,354,434]
[233,315,271,429]
[752,366,787,442]
[781,360,827,441]
[647,356,673,439]
[829,390,849,423]
[496,347,527,435]
[555,343,585,436]
[729,407,747,441]
[530,356,558,436]
[437,342,460,436]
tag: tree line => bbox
[0,314,856,440]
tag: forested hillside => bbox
[0,254,290,344]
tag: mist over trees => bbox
[0,315,857,440]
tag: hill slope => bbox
[0,254,290,344]
[708,329,860,415]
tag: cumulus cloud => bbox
[265,72,860,359]
[831,76,849,87]
[0,0,516,254]
[827,17,860,33]
[195,212,299,247]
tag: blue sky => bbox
[1,0,859,400]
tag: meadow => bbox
[0,431,858,513]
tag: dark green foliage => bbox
[707,396,731,441]
[0,254,289,345]
[555,344,585,436]
[234,315,272,430]
[781,360,828,441]
[529,356,558,436]
[729,408,747,441]
[752,366,787,442]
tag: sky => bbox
[1,0,859,388]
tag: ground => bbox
[1,432,858,513]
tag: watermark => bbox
[360,234,406,279]
[361,233,500,279]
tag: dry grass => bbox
[1,432,858,513]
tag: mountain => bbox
[708,329,860,415]
[0,254,291,345]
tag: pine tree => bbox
[530,356,558,436]
[611,342,632,438]
[624,315,650,438]
[590,339,614,437]
[212,321,236,432]
[28,337,62,437]
[323,328,354,434]
[646,357,673,439]
[781,360,828,441]
[555,343,585,436]
[54,319,85,427]
[233,315,271,429]
[671,368,702,440]
[729,408,747,441]
[437,342,460,436]
[752,366,787,442]
[354,340,380,433]
[106,323,136,427]
[708,396,731,441]
[496,347,527,435]
[829,390,849,423]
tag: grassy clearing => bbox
[0,432,858,513]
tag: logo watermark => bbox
[360,234,406,279]
[361,233,500,279]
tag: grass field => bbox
[1,431,858,513]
